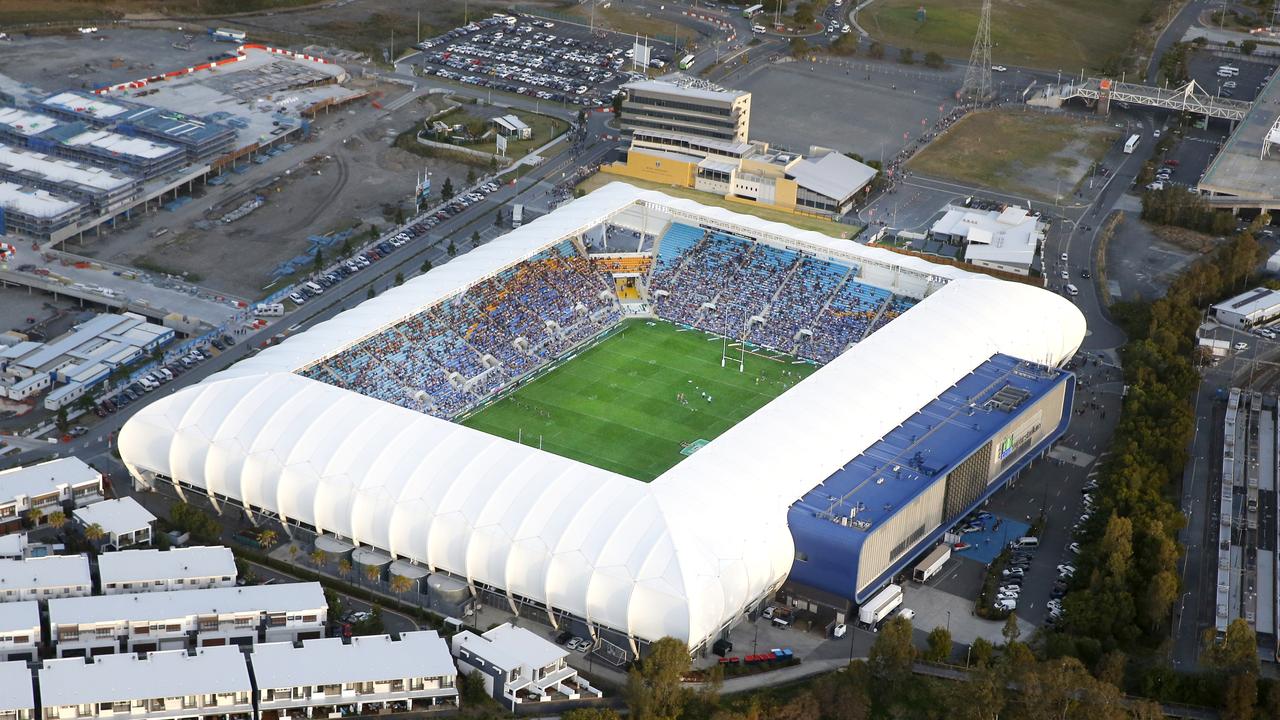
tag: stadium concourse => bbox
[118,183,1086,659]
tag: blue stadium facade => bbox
[784,353,1075,612]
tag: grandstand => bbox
[119,183,1085,657]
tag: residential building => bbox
[72,497,156,548]
[251,631,458,718]
[450,623,601,710]
[0,458,104,535]
[39,646,253,720]
[0,555,92,602]
[48,582,327,657]
[0,601,40,661]
[929,203,1046,276]
[0,660,34,720]
[98,547,236,595]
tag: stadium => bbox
[118,182,1085,658]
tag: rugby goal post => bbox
[721,336,745,372]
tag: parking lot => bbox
[1186,52,1274,103]
[417,13,660,109]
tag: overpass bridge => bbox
[1037,78,1252,122]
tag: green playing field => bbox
[461,319,816,481]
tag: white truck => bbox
[912,544,952,583]
[512,204,524,228]
[1123,134,1140,154]
[858,583,903,629]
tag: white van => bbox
[752,24,766,34]
[254,303,285,317]
[1013,536,1039,549]
[304,281,324,295]
[1065,284,1079,297]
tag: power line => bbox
[959,0,993,103]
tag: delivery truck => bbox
[857,583,903,629]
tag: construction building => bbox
[0,144,140,214]
[0,181,88,239]
[40,91,235,164]
[0,107,185,181]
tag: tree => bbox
[288,544,299,563]
[625,637,690,720]
[47,510,66,530]
[84,523,105,543]
[441,177,454,201]
[868,41,884,59]
[421,259,432,273]
[789,37,808,58]
[1002,614,1021,646]
[367,287,376,299]
[257,529,278,550]
[495,210,502,226]
[466,168,476,185]
[831,32,858,56]
[1094,650,1126,688]
[337,558,352,580]
[341,235,352,256]
[470,230,481,247]
[364,563,381,586]
[868,615,915,684]
[924,626,952,663]
[793,2,815,25]
[576,109,587,125]
[898,47,915,64]
[447,240,457,257]
[1204,618,1260,674]
[1222,673,1258,720]
[970,637,994,668]
[309,549,325,568]
[924,51,945,68]
[394,271,405,286]
[25,507,44,528]
[394,206,405,225]
[611,93,624,117]
[563,710,621,720]
[1242,39,1258,55]
[55,406,69,433]
[313,248,324,271]
[774,690,820,720]
[389,574,413,598]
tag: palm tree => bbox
[288,545,299,564]
[25,507,44,528]
[309,549,325,568]
[84,523,105,544]
[257,529,278,550]
[390,574,413,599]
[364,563,381,587]
[46,510,66,530]
[337,558,352,580]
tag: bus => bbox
[678,54,695,70]
[1123,134,1140,154]
[743,4,764,18]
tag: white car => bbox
[996,598,1016,611]
[832,623,847,638]
[1235,341,1250,351]
[1060,252,1068,262]
[1060,270,1069,281]
[991,64,1007,72]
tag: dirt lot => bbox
[65,91,473,299]
[908,109,1120,202]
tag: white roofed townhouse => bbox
[0,555,92,603]
[97,547,236,595]
[0,601,39,661]
[250,631,458,718]
[0,659,35,720]
[38,646,253,720]
[0,458,104,535]
[47,582,326,658]
[450,623,601,710]
[72,497,155,549]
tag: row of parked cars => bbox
[554,630,593,654]
[289,182,505,307]
[418,14,626,107]
[994,536,1038,612]
[1042,477,1100,627]
[95,343,224,415]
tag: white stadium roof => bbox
[118,183,1085,647]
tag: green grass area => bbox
[865,0,1153,71]
[501,112,570,160]
[906,110,1120,201]
[0,0,318,25]
[462,319,815,481]
[577,173,859,239]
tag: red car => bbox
[1163,159,1180,167]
